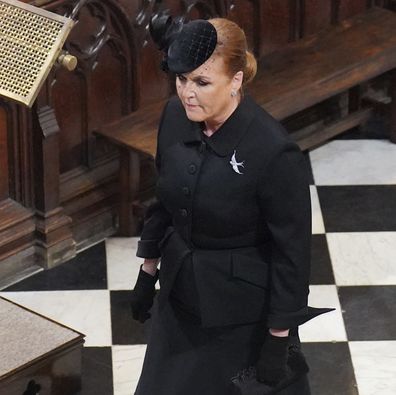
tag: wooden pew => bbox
[96,101,163,235]
[250,6,396,150]
[96,6,396,236]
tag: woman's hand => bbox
[256,329,290,385]
[142,258,160,276]
[130,262,159,323]
[269,328,290,337]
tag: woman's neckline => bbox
[199,96,244,139]
[202,128,213,138]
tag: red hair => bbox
[209,18,257,85]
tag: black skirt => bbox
[134,256,311,395]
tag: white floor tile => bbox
[112,345,146,395]
[106,237,160,290]
[310,185,325,234]
[309,140,396,185]
[0,290,111,347]
[106,237,141,291]
[349,341,396,395]
[327,232,396,286]
[299,285,347,342]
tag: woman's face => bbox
[175,55,243,126]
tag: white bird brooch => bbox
[230,150,244,174]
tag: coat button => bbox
[182,186,190,196]
[180,208,188,217]
[188,164,197,174]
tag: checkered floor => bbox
[2,132,396,395]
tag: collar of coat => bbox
[182,94,256,157]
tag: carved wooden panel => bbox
[226,0,259,55]
[138,41,173,106]
[339,0,368,20]
[129,0,170,106]
[0,106,8,200]
[52,68,85,173]
[303,0,333,36]
[89,45,125,161]
[260,0,294,56]
[181,0,220,19]
[45,0,138,173]
[2,104,34,208]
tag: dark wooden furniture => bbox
[96,6,396,236]
[96,101,164,235]
[0,296,85,395]
[251,6,396,150]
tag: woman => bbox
[131,16,331,395]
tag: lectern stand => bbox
[0,296,85,394]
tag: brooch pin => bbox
[230,150,244,174]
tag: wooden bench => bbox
[250,6,396,150]
[96,100,164,235]
[96,6,396,236]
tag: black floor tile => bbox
[4,242,107,291]
[310,234,334,285]
[339,286,396,341]
[303,342,358,395]
[81,347,113,395]
[317,185,396,232]
[110,290,152,345]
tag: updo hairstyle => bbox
[209,18,257,86]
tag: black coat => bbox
[137,95,330,328]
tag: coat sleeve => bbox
[258,142,332,328]
[136,102,172,259]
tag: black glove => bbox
[130,265,159,323]
[256,333,289,385]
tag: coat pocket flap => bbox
[231,253,268,288]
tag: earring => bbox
[231,90,237,97]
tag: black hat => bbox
[149,15,217,74]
